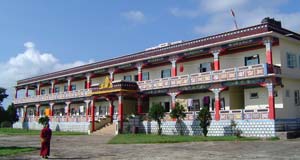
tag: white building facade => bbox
[13,18,300,137]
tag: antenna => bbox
[230,9,239,30]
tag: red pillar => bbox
[118,95,123,133]
[91,98,95,131]
[138,69,143,81]
[264,37,273,73]
[171,60,177,77]
[35,104,40,117]
[109,101,114,123]
[67,78,72,91]
[214,98,220,121]
[36,83,40,95]
[267,84,275,119]
[25,86,29,97]
[51,80,56,94]
[213,51,220,70]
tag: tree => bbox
[6,103,19,124]
[170,102,186,135]
[0,87,8,106]
[148,103,165,135]
[38,116,50,126]
[198,106,212,137]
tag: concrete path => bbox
[0,134,300,160]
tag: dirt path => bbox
[0,134,300,160]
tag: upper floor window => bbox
[71,84,76,91]
[134,75,138,81]
[245,54,259,66]
[287,52,297,68]
[124,75,132,81]
[48,88,52,94]
[64,85,68,92]
[161,69,171,78]
[200,62,212,73]
[41,89,45,95]
[55,87,60,93]
[142,72,150,80]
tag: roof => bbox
[16,20,300,86]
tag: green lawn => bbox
[108,134,261,144]
[0,128,86,136]
[0,146,38,156]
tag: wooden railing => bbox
[137,64,280,91]
[13,89,90,104]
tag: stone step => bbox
[91,123,116,136]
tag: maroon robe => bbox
[40,126,52,157]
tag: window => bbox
[64,85,68,92]
[188,99,200,111]
[294,90,300,106]
[41,89,45,95]
[48,88,52,94]
[54,87,60,93]
[142,72,150,80]
[287,52,297,68]
[199,62,212,73]
[286,89,290,97]
[134,75,138,81]
[163,102,170,112]
[250,92,259,99]
[71,84,76,91]
[124,75,132,81]
[245,54,259,66]
[161,69,171,78]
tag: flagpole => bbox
[231,9,239,30]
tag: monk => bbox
[40,123,52,159]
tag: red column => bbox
[138,67,143,81]
[264,37,273,73]
[137,97,142,114]
[267,83,275,119]
[50,103,55,116]
[65,101,71,121]
[118,95,123,133]
[67,78,72,91]
[213,52,220,70]
[35,104,40,117]
[86,74,92,89]
[171,60,177,77]
[109,100,114,123]
[109,68,115,81]
[51,80,56,94]
[210,88,222,121]
[36,83,40,95]
[91,98,95,131]
[23,105,27,119]
[25,86,29,97]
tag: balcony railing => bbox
[14,89,90,105]
[137,63,280,91]
[220,109,269,120]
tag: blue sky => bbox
[1,0,300,108]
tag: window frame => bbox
[161,69,171,78]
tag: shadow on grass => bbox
[0,146,39,156]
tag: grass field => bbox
[0,128,86,136]
[0,146,38,156]
[108,134,262,144]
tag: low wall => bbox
[13,121,90,133]
[123,119,276,137]
[275,119,300,131]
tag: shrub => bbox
[198,106,212,136]
[38,116,49,126]
[1,121,12,128]
[149,103,165,135]
[170,102,186,135]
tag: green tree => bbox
[6,103,19,124]
[170,102,186,135]
[149,103,165,135]
[38,116,50,126]
[198,106,212,137]
[0,87,8,106]
[0,106,6,124]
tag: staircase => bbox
[91,123,116,136]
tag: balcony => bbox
[13,89,90,105]
[137,64,281,91]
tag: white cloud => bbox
[122,10,145,23]
[170,0,300,35]
[0,42,93,108]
